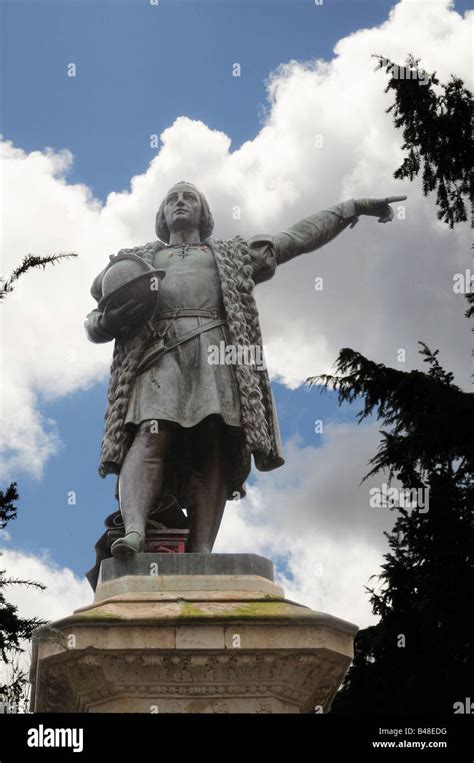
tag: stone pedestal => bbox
[30,554,358,713]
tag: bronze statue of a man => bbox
[85,182,405,556]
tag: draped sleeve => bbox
[247,234,278,286]
[247,199,358,284]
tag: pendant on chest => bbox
[167,244,209,259]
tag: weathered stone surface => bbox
[92,573,284,603]
[30,562,358,714]
[98,553,275,584]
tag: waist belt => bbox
[136,308,226,375]
[155,308,221,320]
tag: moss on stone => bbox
[68,608,123,621]
[233,600,287,616]
[174,597,303,621]
[176,600,205,618]
[225,600,298,619]
[56,597,312,626]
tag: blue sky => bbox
[1,0,470,583]
[1,0,426,200]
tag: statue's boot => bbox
[111,531,144,557]
[115,420,175,555]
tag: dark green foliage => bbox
[0,483,18,529]
[0,252,77,300]
[374,54,472,228]
[307,345,474,713]
[0,484,46,703]
[465,292,474,320]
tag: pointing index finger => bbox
[385,196,407,203]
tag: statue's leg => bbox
[112,419,175,556]
[185,414,228,553]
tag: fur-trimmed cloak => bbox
[88,235,284,502]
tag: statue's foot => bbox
[111,531,145,558]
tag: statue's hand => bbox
[100,299,146,336]
[354,196,407,223]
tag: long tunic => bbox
[125,243,242,429]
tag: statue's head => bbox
[155,181,214,243]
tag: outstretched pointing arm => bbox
[272,196,407,267]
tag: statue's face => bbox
[163,183,202,236]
